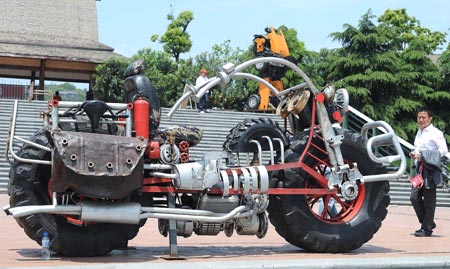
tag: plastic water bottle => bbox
[41,232,50,261]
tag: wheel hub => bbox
[340,181,359,200]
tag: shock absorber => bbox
[219,166,270,196]
[133,97,150,140]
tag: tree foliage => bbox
[325,9,448,143]
[92,8,449,145]
[378,9,446,53]
[152,11,194,63]
[93,56,129,102]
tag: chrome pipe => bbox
[56,101,128,110]
[262,136,274,164]
[250,140,262,165]
[168,91,194,119]
[273,138,285,163]
[7,205,81,218]
[15,136,51,152]
[150,172,179,179]
[140,206,253,223]
[144,164,173,170]
[141,207,214,216]
[234,72,280,98]
[5,100,18,165]
[7,100,51,165]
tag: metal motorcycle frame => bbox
[4,56,406,257]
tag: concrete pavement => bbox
[1,194,450,269]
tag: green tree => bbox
[394,38,442,138]
[378,9,446,53]
[328,10,399,123]
[132,48,181,107]
[435,43,450,143]
[378,9,448,141]
[151,11,194,63]
[325,9,448,143]
[93,56,129,102]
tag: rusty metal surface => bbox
[160,125,203,146]
[1,193,450,268]
[51,131,146,199]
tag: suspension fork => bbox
[298,96,344,168]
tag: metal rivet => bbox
[87,162,95,168]
[126,158,133,165]
[106,162,113,169]
[70,154,77,161]
[62,139,68,146]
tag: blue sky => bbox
[96,0,450,58]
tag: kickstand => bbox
[162,193,186,260]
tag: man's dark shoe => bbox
[414,229,432,237]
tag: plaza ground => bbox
[1,194,450,268]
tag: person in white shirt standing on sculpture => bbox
[196,68,210,113]
[410,107,448,237]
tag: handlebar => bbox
[167,57,319,119]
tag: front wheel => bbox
[267,129,390,252]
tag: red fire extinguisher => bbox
[133,97,149,140]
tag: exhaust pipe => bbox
[5,202,254,224]
[5,204,81,218]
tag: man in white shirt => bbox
[196,68,209,113]
[410,107,448,237]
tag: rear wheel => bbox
[267,129,390,252]
[8,128,144,257]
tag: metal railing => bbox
[345,105,450,187]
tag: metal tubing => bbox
[15,136,51,152]
[361,120,407,182]
[262,136,274,164]
[58,119,126,124]
[56,101,128,110]
[277,83,307,96]
[126,107,132,137]
[150,172,179,179]
[144,164,173,170]
[273,138,284,163]
[140,206,252,223]
[249,140,262,165]
[193,77,221,102]
[8,205,81,218]
[231,57,318,95]
[142,207,215,216]
[233,72,280,98]
[168,91,193,119]
[168,57,318,119]
[6,100,51,165]
[5,100,19,165]
[7,202,253,224]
